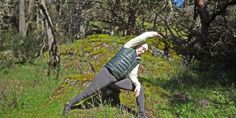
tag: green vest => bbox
[105,47,140,80]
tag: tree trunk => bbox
[153,13,158,30]
[39,0,60,78]
[126,3,138,35]
[76,13,86,39]
[193,0,210,45]
[19,0,26,36]
[126,13,136,35]
[167,0,173,12]
[141,15,145,31]
[26,0,34,34]
[36,4,40,31]
[184,0,190,7]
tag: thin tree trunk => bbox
[26,0,33,33]
[153,13,158,30]
[36,4,40,31]
[168,0,173,13]
[126,10,136,35]
[77,13,86,39]
[141,15,145,31]
[38,0,60,78]
[184,0,189,7]
[19,0,26,36]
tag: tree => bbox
[163,0,236,68]
[194,0,236,45]
[19,0,26,36]
[38,0,60,78]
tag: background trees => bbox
[0,0,236,70]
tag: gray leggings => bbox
[68,67,145,113]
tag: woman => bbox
[63,31,163,118]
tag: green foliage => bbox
[12,33,41,63]
[90,21,109,31]
[0,31,42,66]
[0,31,15,51]
[0,50,16,69]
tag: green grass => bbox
[0,34,236,118]
[0,61,60,117]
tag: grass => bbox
[0,61,60,117]
[0,34,236,118]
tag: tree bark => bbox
[126,11,136,35]
[167,0,173,12]
[25,0,34,34]
[184,0,190,7]
[153,13,158,30]
[19,0,26,36]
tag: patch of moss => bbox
[86,34,116,43]
[67,74,95,82]
[120,91,136,108]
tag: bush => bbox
[0,30,43,66]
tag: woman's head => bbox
[136,44,148,55]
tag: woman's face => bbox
[136,45,147,55]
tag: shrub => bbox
[0,31,42,66]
